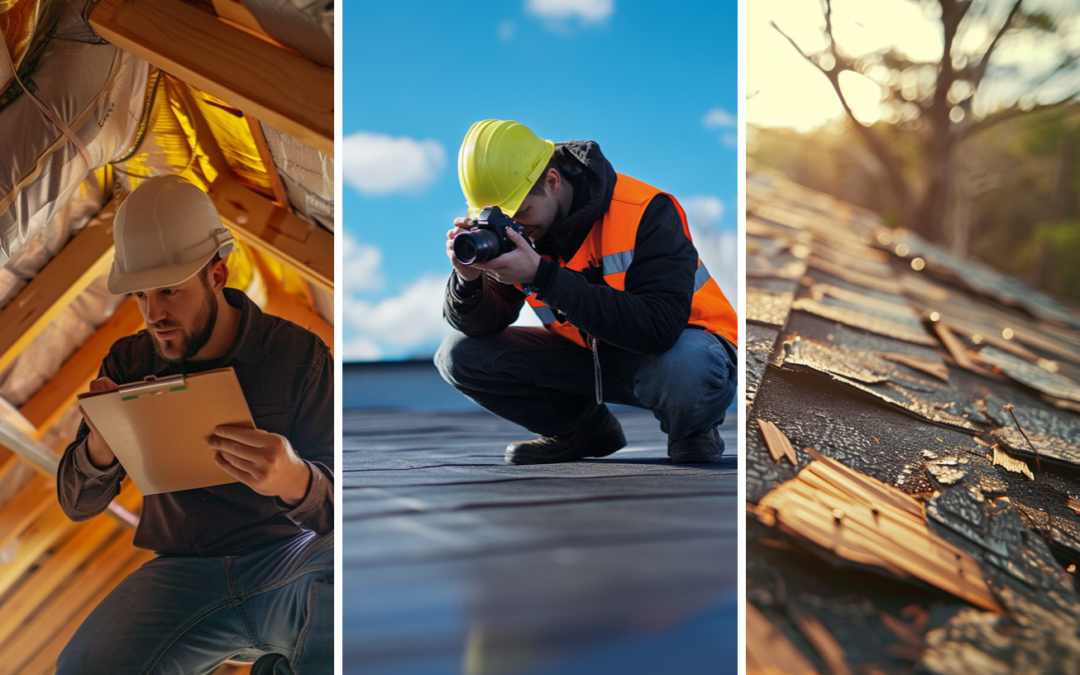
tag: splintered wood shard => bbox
[1068,496,1080,516]
[756,448,1003,613]
[746,601,821,675]
[879,352,950,382]
[992,445,1034,480]
[758,419,798,465]
[793,613,853,675]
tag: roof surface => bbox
[344,402,737,675]
[746,168,1080,674]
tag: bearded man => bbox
[55,175,333,675]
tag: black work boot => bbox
[505,413,626,465]
[668,427,723,464]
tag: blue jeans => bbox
[436,327,737,441]
[56,531,334,675]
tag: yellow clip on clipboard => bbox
[77,367,255,496]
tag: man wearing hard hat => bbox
[437,120,738,464]
[54,176,333,674]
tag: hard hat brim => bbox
[106,242,231,296]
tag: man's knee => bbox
[637,332,735,402]
[434,332,471,386]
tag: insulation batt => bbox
[0,33,147,267]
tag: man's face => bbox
[512,186,561,242]
[134,270,218,363]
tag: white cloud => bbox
[682,196,725,231]
[703,107,737,128]
[341,336,382,361]
[525,0,614,26]
[498,19,517,42]
[342,233,384,292]
[342,132,445,196]
[722,133,738,149]
[343,275,452,356]
[681,196,736,300]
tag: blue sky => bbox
[343,0,738,361]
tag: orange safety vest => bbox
[520,174,739,349]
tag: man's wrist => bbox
[532,259,558,297]
[279,461,313,507]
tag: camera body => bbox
[452,206,529,265]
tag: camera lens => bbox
[453,230,500,264]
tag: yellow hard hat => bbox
[458,119,555,217]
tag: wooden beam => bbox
[0,474,54,552]
[208,175,333,292]
[0,540,151,675]
[89,0,333,155]
[246,115,292,210]
[254,251,334,353]
[19,298,144,437]
[0,515,119,645]
[0,205,117,376]
[0,480,140,599]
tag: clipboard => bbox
[77,367,255,495]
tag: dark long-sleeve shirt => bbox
[443,141,699,354]
[57,288,334,556]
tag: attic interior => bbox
[0,1,333,672]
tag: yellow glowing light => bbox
[911,257,925,271]
[929,311,940,322]
[1002,328,1014,340]
[878,232,894,246]
[972,335,983,344]
[895,243,910,257]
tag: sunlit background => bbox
[747,0,1080,303]
[344,0,738,361]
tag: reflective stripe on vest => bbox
[521,174,739,348]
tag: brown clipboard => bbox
[76,367,255,495]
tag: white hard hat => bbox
[107,175,235,295]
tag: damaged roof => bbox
[0,2,334,672]
[746,168,1080,675]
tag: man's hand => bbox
[80,377,118,469]
[210,426,312,506]
[446,217,482,283]
[473,227,542,286]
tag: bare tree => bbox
[774,0,1080,243]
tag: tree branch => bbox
[771,18,915,219]
[970,0,1024,90]
[964,96,1078,139]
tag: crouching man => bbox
[436,120,738,464]
[56,176,333,674]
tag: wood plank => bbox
[209,175,333,292]
[758,419,797,465]
[245,115,291,210]
[0,480,141,599]
[7,548,153,675]
[0,207,117,376]
[19,298,144,437]
[0,515,119,645]
[254,251,333,352]
[0,474,54,552]
[89,0,332,155]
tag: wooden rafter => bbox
[208,175,333,292]
[246,114,292,210]
[19,298,144,437]
[254,250,333,352]
[0,204,117,376]
[89,0,333,155]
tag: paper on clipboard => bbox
[77,367,255,495]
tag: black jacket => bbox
[443,140,699,354]
[57,289,334,556]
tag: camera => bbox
[453,206,530,265]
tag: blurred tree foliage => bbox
[750,104,1080,302]
[772,0,1080,244]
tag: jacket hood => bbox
[543,140,617,259]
